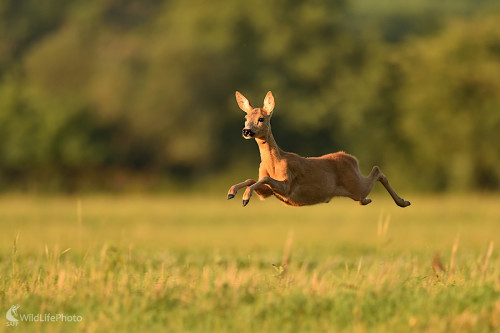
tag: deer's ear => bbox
[235,91,253,113]
[262,91,275,115]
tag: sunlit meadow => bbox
[0,194,499,332]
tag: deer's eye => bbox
[258,118,265,123]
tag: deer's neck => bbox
[256,131,283,167]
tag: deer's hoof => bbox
[242,199,249,207]
[398,200,411,207]
[227,194,235,200]
[359,198,372,205]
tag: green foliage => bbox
[0,0,499,191]
[395,17,500,190]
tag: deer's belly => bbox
[273,186,334,207]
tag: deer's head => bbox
[235,91,275,140]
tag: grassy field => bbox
[0,194,499,332]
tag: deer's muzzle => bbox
[242,128,255,138]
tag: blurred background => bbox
[1,0,500,193]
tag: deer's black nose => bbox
[242,129,255,137]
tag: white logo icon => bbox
[6,304,83,326]
[6,304,20,326]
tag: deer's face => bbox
[242,109,271,139]
[235,91,275,140]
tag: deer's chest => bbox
[260,160,289,181]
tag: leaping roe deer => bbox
[227,91,411,208]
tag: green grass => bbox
[0,194,499,332]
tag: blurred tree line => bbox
[0,0,499,192]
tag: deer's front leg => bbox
[227,179,256,200]
[242,176,287,207]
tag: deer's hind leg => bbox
[357,166,410,207]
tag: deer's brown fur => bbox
[227,91,410,208]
